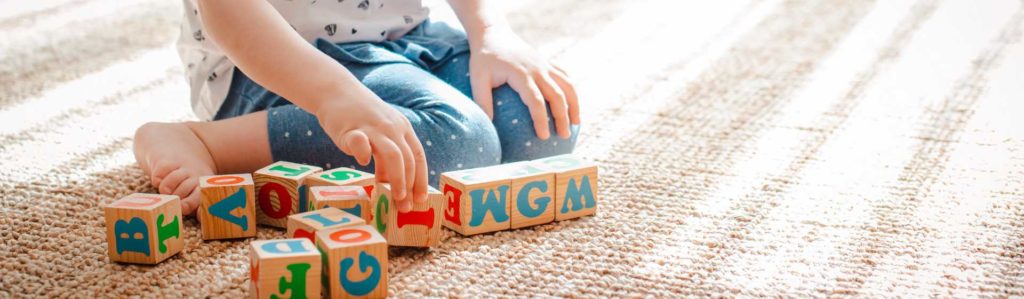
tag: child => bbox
[133,0,580,216]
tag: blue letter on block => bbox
[115,217,150,256]
[517,181,550,218]
[342,205,362,219]
[210,188,249,231]
[561,175,596,213]
[302,213,351,227]
[340,251,381,296]
[261,239,311,254]
[298,185,309,213]
[468,185,510,226]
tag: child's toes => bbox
[150,162,179,188]
[171,176,199,200]
[158,169,189,195]
[181,190,201,216]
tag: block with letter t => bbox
[104,193,184,264]
[249,238,322,299]
[198,174,257,240]
[440,166,511,236]
[254,161,322,228]
[533,154,599,220]
[316,225,388,299]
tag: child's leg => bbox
[431,52,580,163]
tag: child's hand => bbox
[316,94,428,212]
[468,26,579,140]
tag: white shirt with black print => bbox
[177,0,429,120]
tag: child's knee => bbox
[489,85,579,162]
[412,100,502,185]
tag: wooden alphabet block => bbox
[198,174,257,240]
[304,167,376,205]
[533,154,599,221]
[504,162,556,229]
[104,193,184,264]
[440,166,511,236]
[287,207,365,244]
[316,225,388,299]
[254,161,323,228]
[250,238,322,299]
[375,184,444,247]
[309,185,373,223]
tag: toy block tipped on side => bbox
[253,161,323,228]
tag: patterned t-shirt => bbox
[177,0,429,120]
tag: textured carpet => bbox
[2,0,1024,297]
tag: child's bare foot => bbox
[133,122,217,215]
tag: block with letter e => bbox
[254,161,322,228]
[249,238,321,299]
[440,166,511,236]
[533,154,599,220]
[287,207,364,244]
[316,225,388,299]
[104,193,184,264]
[198,174,257,240]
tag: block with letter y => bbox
[104,193,184,264]
[440,166,512,236]
[249,238,322,299]
[533,154,599,220]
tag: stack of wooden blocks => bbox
[104,155,598,298]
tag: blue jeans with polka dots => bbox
[213,20,579,187]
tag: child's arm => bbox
[197,0,428,210]
[448,0,580,140]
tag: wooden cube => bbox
[316,225,388,299]
[377,184,444,247]
[504,162,556,229]
[304,167,376,206]
[287,207,365,244]
[198,174,257,240]
[254,161,323,228]
[533,155,599,220]
[309,185,373,223]
[440,166,512,236]
[249,238,322,299]
[104,193,184,264]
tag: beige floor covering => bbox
[2,0,1023,297]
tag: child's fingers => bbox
[405,132,428,204]
[536,71,571,139]
[509,75,551,140]
[370,136,407,203]
[158,169,189,195]
[470,71,495,119]
[550,69,580,125]
[395,132,417,211]
[342,130,372,165]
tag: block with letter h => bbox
[287,207,364,244]
[309,185,373,223]
[373,183,444,247]
[104,193,184,264]
[254,161,323,228]
[316,225,388,299]
[305,167,376,208]
[198,174,257,240]
[250,238,321,299]
[440,166,512,236]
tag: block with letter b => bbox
[376,184,444,247]
[104,193,184,264]
[198,174,257,240]
[533,154,599,221]
[316,225,388,299]
[287,207,364,244]
[304,167,376,206]
[249,238,322,299]
[309,185,373,223]
[504,162,556,229]
[440,166,511,236]
[254,161,323,228]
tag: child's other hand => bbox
[468,27,579,140]
[316,94,428,213]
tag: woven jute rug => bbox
[2,0,1023,297]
